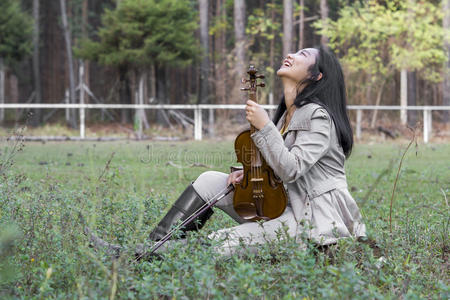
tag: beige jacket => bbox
[249,103,366,245]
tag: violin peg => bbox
[256,74,265,79]
[240,87,250,91]
[241,78,249,84]
[257,82,265,87]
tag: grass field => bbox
[0,138,448,299]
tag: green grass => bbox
[0,139,448,299]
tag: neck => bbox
[282,78,307,110]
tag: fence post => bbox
[356,109,362,140]
[400,69,407,125]
[194,107,202,140]
[268,92,274,119]
[208,108,214,137]
[79,105,85,139]
[423,109,429,143]
[79,62,85,139]
[198,107,202,140]
[428,109,432,140]
[194,107,197,140]
[65,90,70,123]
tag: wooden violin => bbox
[232,65,288,221]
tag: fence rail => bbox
[0,104,449,143]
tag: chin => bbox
[277,67,289,77]
[276,67,287,77]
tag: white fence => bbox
[0,103,449,143]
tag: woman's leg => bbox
[207,206,304,257]
[150,171,301,258]
[192,171,248,224]
[148,180,214,241]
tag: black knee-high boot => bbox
[148,181,214,241]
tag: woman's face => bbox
[276,48,319,83]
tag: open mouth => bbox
[283,60,292,68]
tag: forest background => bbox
[0,0,449,135]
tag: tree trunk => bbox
[148,63,156,122]
[138,71,149,132]
[198,0,209,104]
[59,0,77,128]
[407,71,417,126]
[298,0,305,50]
[370,78,387,128]
[132,71,142,138]
[81,0,89,120]
[405,0,416,127]
[365,73,372,105]
[233,0,246,104]
[155,63,169,126]
[142,70,150,129]
[443,0,450,122]
[215,0,227,118]
[282,0,293,57]
[269,0,276,107]
[32,0,42,126]
[0,58,4,123]
[320,0,329,46]
[119,67,131,124]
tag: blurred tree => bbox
[32,0,42,125]
[211,0,227,108]
[315,0,448,126]
[198,0,209,104]
[246,1,282,102]
[282,0,293,57]
[234,0,246,104]
[297,0,305,49]
[60,0,77,128]
[444,0,450,122]
[74,0,200,125]
[0,0,33,124]
[319,0,328,46]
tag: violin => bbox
[232,65,288,221]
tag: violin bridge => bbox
[250,178,263,182]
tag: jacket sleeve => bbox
[250,108,331,183]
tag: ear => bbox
[316,72,323,81]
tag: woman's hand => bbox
[245,100,271,130]
[227,170,244,186]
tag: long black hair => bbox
[273,45,353,157]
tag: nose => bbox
[286,53,293,59]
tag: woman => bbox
[85,45,367,258]
[146,45,366,256]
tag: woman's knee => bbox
[192,171,228,200]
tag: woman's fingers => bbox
[233,171,244,184]
[227,173,233,185]
[236,173,243,182]
[228,172,238,185]
[228,170,243,185]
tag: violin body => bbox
[232,65,288,221]
[233,130,288,221]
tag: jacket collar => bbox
[276,105,312,132]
